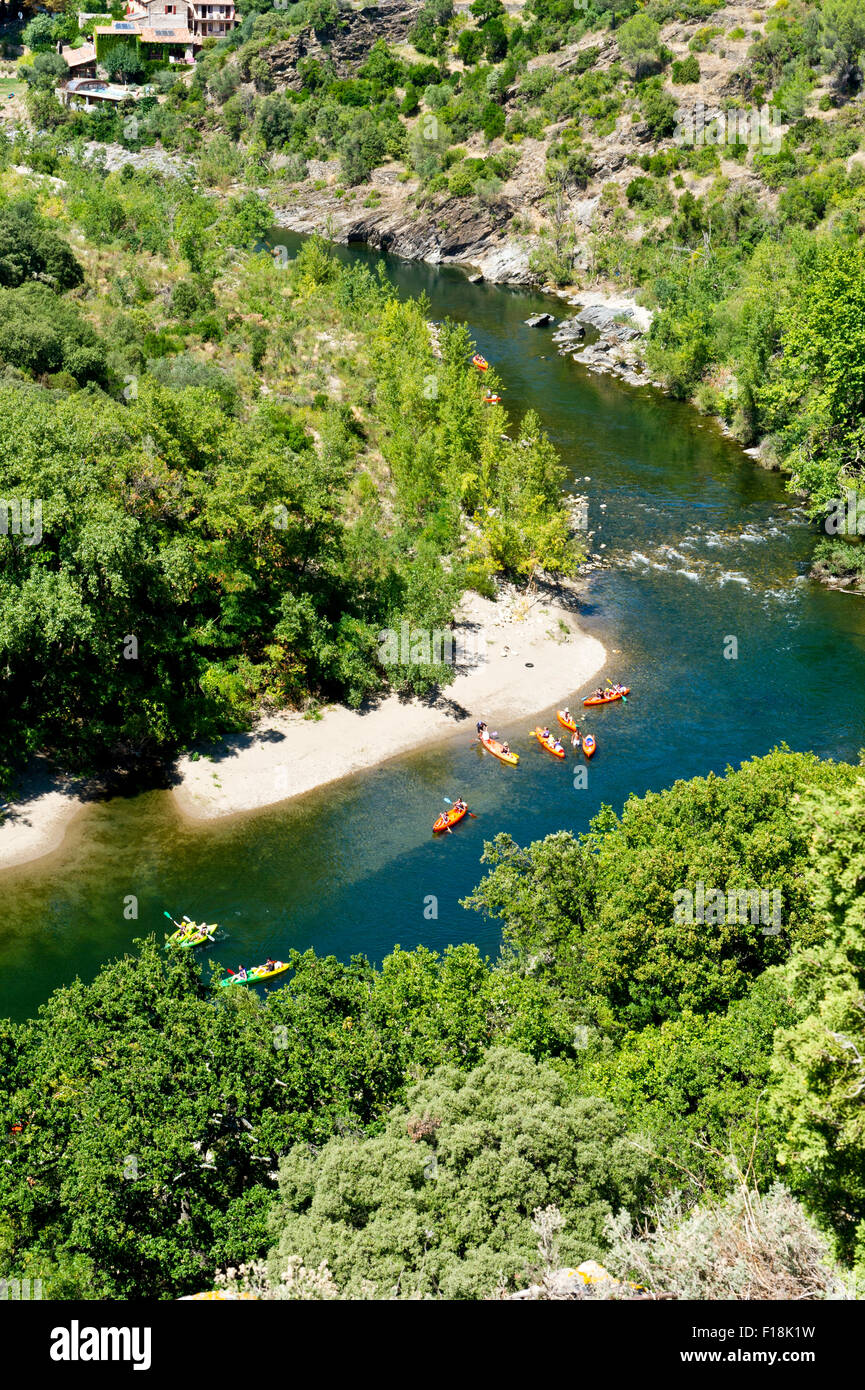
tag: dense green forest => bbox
[1,751,862,1297]
[0,150,578,784]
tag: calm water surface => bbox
[2,241,864,1019]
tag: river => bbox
[1,239,864,1022]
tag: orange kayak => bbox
[583,734,597,758]
[557,711,577,732]
[480,732,519,765]
[433,804,468,833]
[472,354,489,371]
[583,687,630,707]
[533,727,566,759]
[483,393,501,404]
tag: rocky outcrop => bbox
[274,183,534,283]
[265,2,421,88]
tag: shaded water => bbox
[2,240,864,1020]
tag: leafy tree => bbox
[463,751,862,1031]
[105,42,146,84]
[268,1047,656,1297]
[768,779,865,1267]
[0,201,83,291]
[758,239,865,511]
[617,14,662,78]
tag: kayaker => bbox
[541,727,551,741]
[562,707,572,723]
[454,797,467,813]
[476,719,487,737]
[501,741,510,755]
[265,958,276,971]
[553,740,564,755]
[235,966,247,982]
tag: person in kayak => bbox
[264,958,276,971]
[235,965,248,982]
[501,741,511,755]
[541,727,551,741]
[553,739,564,755]
[562,707,572,724]
[476,719,487,737]
[453,797,467,813]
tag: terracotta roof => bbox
[62,43,97,67]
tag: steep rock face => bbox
[265,2,421,87]
[273,174,533,282]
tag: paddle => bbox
[443,795,477,819]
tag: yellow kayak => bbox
[219,961,289,988]
[167,921,218,946]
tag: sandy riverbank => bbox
[0,770,90,872]
[172,584,606,822]
[0,582,605,861]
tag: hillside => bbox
[7,0,864,584]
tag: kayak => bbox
[533,727,566,759]
[480,732,519,765]
[557,711,578,732]
[166,921,218,946]
[167,927,218,950]
[219,961,289,988]
[472,354,489,371]
[433,804,468,833]
[583,734,597,758]
[583,687,630,707]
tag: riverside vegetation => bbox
[1,750,864,1297]
[13,0,865,582]
[0,154,579,786]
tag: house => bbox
[60,42,98,79]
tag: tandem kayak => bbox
[533,727,566,759]
[480,732,519,765]
[557,711,578,732]
[471,354,489,370]
[582,687,630,706]
[583,734,597,758]
[166,921,218,946]
[219,961,289,988]
[167,926,218,950]
[433,803,469,833]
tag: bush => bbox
[268,1048,656,1298]
[606,1182,850,1300]
[671,55,700,83]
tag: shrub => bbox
[671,55,700,83]
[605,1182,850,1300]
[268,1048,656,1298]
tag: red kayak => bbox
[583,734,597,758]
[472,354,489,371]
[583,687,630,707]
[433,803,468,833]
